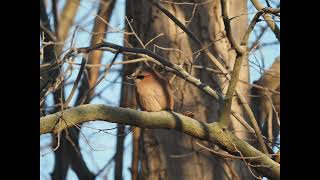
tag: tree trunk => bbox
[51,0,116,179]
[252,57,280,147]
[51,130,95,180]
[115,29,140,179]
[126,0,254,179]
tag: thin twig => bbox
[125,16,145,48]
[78,52,120,105]
[145,33,164,47]
[233,144,263,179]
[65,55,87,106]
[197,142,265,160]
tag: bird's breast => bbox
[136,78,170,112]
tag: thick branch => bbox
[218,0,248,128]
[220,0,246,54]
[241,11,264,46]
[219,4,269,153]
[262,7,280,16]
[219,55,245,128]
[40,104,280,179]
[250,0,280,41]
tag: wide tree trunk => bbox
[126,0,254,179]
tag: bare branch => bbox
[241,11,264,46]
[220,0,246,54]
[249,0,280,41]
[40,104,280,180]
[64,41,223,101]
[65,56,87,106]
[219,55,246,127]
[262,7,280,16]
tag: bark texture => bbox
[115,43,138,180]
[40,104,280,180]
[126,0,253,179]
[252,57,280,146]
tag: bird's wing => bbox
[152,81,174,111]
[136,81,163,112]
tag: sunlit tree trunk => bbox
[51,0,116,179]
[126,0,254,179]
[252,57,280,147]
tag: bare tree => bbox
[40,0,280,179]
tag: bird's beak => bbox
[126,72,137,80]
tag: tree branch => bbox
[262,7,280,16]
[219,55,245,127]
[40,104,280,180]
[64,41,223,101]
[241,11,264,46]
[63,40,270,157]
[220,0,246,54]
[250,0,280,41]
[218,0,247,128]
[218,4,269,153]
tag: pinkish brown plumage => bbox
[130,68,174,112]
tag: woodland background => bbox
[40,0,280,179]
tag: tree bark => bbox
[252,57,280,146]
[126,0,254,179]
[115,51,138,180]
[40,0,60,99]
[40,104,280,180]
[55,0,80,55]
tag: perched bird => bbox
[128,67,174,112]
[128,67,195,118]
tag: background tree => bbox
[40,0,280,179]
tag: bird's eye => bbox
[136,75,144,79]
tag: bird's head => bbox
[127,67,155,83]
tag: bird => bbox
[128,67,195,118]
[128,67,174,112]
